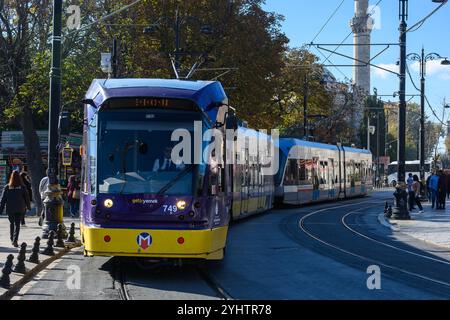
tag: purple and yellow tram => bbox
[79,78,371,261]
[80,79,269,260]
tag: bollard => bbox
[42,230,56,256]
[67,222,76,243]
[29,237,41,264]
[55,224,65,248]
[0,254,14,288]
[386,205,393,218]
[384,202,388,214]
[14,243,27,274]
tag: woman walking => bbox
[412,175,424,214]
[67,175,80,218]
[0,171,31,247]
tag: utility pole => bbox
[112,38,119,78]
[43,0,66,238]
[174,7,181,72]
[304,74,308,139]
[392,0,410,220]
[420,47,426,181]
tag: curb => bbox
[377,213,400,232]
[0,241,82,300]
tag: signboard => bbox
[62,144,74,166]
[0,160,8,190]
[378,156,391,168]
[101,52,112,74]
[1,131,48,149]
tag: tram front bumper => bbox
[81,225,228,260]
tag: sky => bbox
[262,0,450,153]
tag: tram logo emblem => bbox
[137,233,152,250]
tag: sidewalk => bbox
[380,200,450,249]
[0,215,81,299]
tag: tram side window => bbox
[284,159,299,186]
[355,163,361,182]
[299,159,308,185]
[319,161,328,185]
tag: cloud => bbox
[410,60,450,80]
[373,63,399,79]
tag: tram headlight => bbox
[104,199,114,209]
[176,200,187,210]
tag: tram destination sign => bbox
[104,98,196,111]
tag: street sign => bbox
[62,144,74,166]
[101,53,112,74]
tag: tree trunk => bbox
[20,106,45,216]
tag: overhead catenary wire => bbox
[65,0,143,37]
[310,0,346,43]
[406,1,448,34]
[406,64,447,126]
[312,0,383,81]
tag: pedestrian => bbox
[0,171,31,247]
[438,170,447,210]
[38,170,49,226]
[19,171,32,226]
[67,175,80,218]
[407,173,415,211]
[446,173,450,200]
[428,171,439,209]
[426,175,432,202]
[412,175,424,214]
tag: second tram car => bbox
[275,139,373,205]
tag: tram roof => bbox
[278,138,371,156]
[85,78,228,120]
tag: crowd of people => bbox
[426,170,449,210]
[0,170,80,247]
[406,170,449,213]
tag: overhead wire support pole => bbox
[392,0,410,220]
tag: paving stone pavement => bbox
[388,200,450,249]
[0,214,80,298]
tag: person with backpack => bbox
[0,171,31,247]
[67,175,81,218]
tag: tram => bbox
[275,139,373,205]
[78,78,372,261]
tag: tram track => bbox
[113,257,232,300]
[295,199,450,295]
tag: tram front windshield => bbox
[96,109,203,195]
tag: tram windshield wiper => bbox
[157,165,194,195]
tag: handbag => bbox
[72,189,80,200]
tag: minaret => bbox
[350,0,373,94]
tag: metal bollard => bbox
[29,237,41,264]
[67,223,76,243]
[0,254,14,288]
[14,243,27,274]
[42,230,56,256]
[55,224,65,248]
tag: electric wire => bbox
[315,0,383,81]
[406,1,448,34]
[65,0,143,37]
[311,0,346,43]
[406,64,447,126]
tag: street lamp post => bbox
[43,0,65,238]
[406,48,450,182]
[392,0,409,220]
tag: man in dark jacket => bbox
[437,170,447,210]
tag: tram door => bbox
[241,148,250,214]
